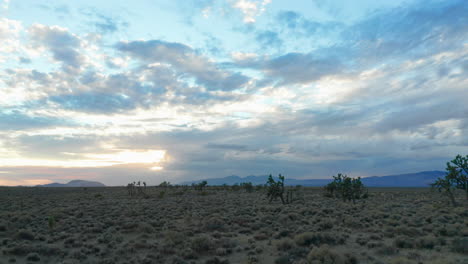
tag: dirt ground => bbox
[0,186,467,264]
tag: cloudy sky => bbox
[0,0,467,186]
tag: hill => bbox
[180,171,445,187]
[37,180,106,187]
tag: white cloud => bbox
[0,18,22,60]
[231,0,271,23]
[1,0,10,10]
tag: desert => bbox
[1,185,466,264]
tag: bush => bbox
[159,181,171,188]
[275,238,295,251]
[240,182,254,193]
[324,173,368,203]
[191,235,214,253]
[193,180,208,191]
[375,245,399,255]
[294,232,346,247]
[16,229,35,240]
[26,252,40,262]
[306,245,357,264]
[417,236,438,249]
[451,237,468,254]
[393,236,416,249]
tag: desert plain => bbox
[0,186,467,264]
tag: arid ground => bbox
[0,186,467,264]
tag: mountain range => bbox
[36,180,106,187]
[180,171,445,187]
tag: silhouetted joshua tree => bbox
[266,174,286,204]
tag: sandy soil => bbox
[0,186,467,264]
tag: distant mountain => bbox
[37,180,106,187]
[361,171,445,187]
[180,171,445,187]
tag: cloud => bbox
[262,52,344,85]
[205,143,248,151]
[342,0,468,62]
[49,92,136,114]
[231,0,271,23]
[234,51,344,86]
[115,39,250,91]
[276,10,342,35]
[29,24,84,72]
[0,18,22,56]
[237,0,468,86]
[80,8,129,34]
[0,110,72,131]
[255,30,282,49]
[1,0,10,10]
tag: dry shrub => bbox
[295,232,346,247]
[0,222,6,232]
[254,232,269,241]
[393,227,421,237]
[416,235,438,249]
[306,246,357,264]
[26,252,40,262]
[393,236,416,249]
[16,229,34,240]
[388,257,417,264]
[275,255,293,264]
[375,245,399,256]
[137,223,155,233]
[205,257,229,264]
[165,231,185,245]
[204,217,225,232]
[451,237,468,254]
[275,238,295,251]
[191,235,214,253]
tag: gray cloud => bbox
[4,134,100,160]
[115,40,250,91]
[239,0,468,86]
[0,110,72,131]
[29,24,84,72]
[255,30,283,49]
[49,92,136,114]
[262,52,344,85]
[205,143,248,151]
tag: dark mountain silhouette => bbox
[180,171,445,187]
[37,180,106,187]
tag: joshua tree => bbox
[159,181,171,189]
[431,154,468,206]
[324,173,367,203]
[240,182,254,193]
[192,180,208,191]
[432,170,458,207]
[266,174,286,204]
[446,154,468,200]
[127,181,147,197]
[127,183,136,196]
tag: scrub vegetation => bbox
[0,156,467,263]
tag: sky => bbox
[0,0,467,186]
